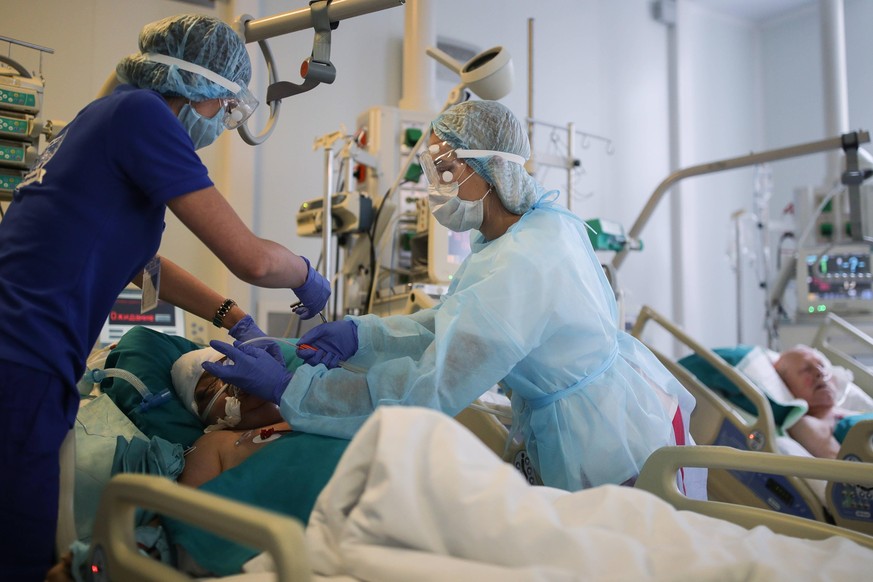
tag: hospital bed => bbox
[58,324,873,581]
[630,304,873,536]
[57,326,529,577]
[83,408,873,582]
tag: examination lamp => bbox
[425,45,514,109]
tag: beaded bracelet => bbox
[212,298,237,328]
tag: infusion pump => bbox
[0,72,44,199]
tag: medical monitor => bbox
[99,288,186,345]
[796,245,873,317]
[428,214,472,283]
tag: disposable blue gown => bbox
[280,199,698,491]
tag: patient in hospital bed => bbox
[51,326,350,580]
[681,342,873,459]
[169,346,297,487]
[53,406,873,581]
[169,346,286,434]
[775,345,873,459]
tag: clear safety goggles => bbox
[419,141,527,185]
[144,52,259,129]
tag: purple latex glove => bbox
[292,257,331,320]
[296,319,359,369]
[202,340,293,405]
[228,314,284,366]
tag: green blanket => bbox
[162,431,349,576]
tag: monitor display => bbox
[428,215,472,283]
[798,247,873,315]
[99,288,186,345]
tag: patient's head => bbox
[171,347,282,431]
[774,346,837,413]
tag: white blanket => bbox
[295,406,873,581]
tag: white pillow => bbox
[735,346,808,431]
[841,382,873,413]
[736,346,797,404]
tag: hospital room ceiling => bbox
[693,0,816,22]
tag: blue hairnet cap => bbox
[116,14,251,101]
[432,100,542,214]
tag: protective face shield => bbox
[420,141,526,195]
[422,140,522,231]
[144,52,258,129]
[420,141,476,196]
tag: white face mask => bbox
[203,395,242,433]
[429,186,491,232]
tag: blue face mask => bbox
[178,102,225,150]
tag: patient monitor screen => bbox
[99,288,185,345]
[800,248,873,313]
[428,216,472,283]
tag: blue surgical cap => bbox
[116,14,251,101]
[432,100,542,214]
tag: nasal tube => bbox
[86,367,172,412]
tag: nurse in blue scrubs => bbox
[0,14,329,580]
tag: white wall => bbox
[676,0,873,354]
[2,0,869,354]
[674,1,762,351]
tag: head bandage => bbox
[432,100,542,214]
[170,347,223,416]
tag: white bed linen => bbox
[224,406,873,582]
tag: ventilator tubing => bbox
[86,367,171,412]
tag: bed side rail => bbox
[637,445,873,551]
[88,474,311,582]
[811,312,873,397]
[827,419,873,535]
[631,305,778,448]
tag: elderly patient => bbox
[206,99,705,496]
[775,345,866,459]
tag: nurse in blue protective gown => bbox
[0,15,330,581]
[208,100,704,496]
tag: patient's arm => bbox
[787,415,841,459]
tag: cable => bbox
[796,183,844,250]
[0,54,31,78]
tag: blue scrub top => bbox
[0,85,213,386]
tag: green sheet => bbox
[162,431,349,576]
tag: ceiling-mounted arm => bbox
[842,131,873,243]
[234,0,405,145]
[266,0,337,103]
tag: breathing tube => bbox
[84,367,172,412]
[234,336,368,374]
